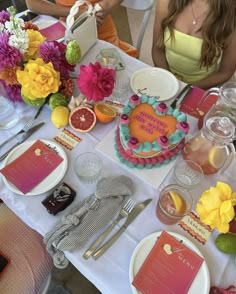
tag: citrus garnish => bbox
[208,146,226,168]
[169,191,185,214]
[51,106,69,128]
[94,103,116,123]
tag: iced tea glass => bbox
[156,184,193,225]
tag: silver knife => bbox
[170,84,192,109]
[0,122,45,161]
[91,198,152,260]
[176,86,193,109]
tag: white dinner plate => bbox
[130,68,179,101]
[2,139,68,196]
[129,231,210,294]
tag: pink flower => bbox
[77,62,115,102]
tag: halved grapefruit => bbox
[69,106,96,132]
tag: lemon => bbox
[169,191,185,214]
[51,106,70,128]
[208,146,226,168]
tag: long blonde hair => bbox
[158,0,236,67]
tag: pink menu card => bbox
[39,21,66,41]
[179,86,218,119]
[0,140,64,194]
[132,231,204,294]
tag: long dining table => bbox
[0,37,236,293]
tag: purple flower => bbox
[0,32,22,70]
[39,41,75,78]
[0,11,10,24]
[0,80,22,102]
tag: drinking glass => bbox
[0,96,19,129]
[74,152,102,184]
[96,54,118,70]
[173,159,204,189]
[111,71,130,104]
[156,184,193,225]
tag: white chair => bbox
[121,0,156,55]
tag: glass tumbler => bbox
[173,159,204,189]
[156,184,193,225]
[74,152,102,184]
[0,96,19,129]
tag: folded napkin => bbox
[44,175,134,268]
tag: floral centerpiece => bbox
[0,6,79,106]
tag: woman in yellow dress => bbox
[26,0,138,58]
[152,0,236,89]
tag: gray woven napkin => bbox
[44,175,134,268]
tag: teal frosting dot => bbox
[167,107,174,115]
[148,97,156,105]
[169,133,180,144]
[136,164,144,169]
[177,113,187,122]
[122,106,132,114]
[143,142,152,152]
[155,163,162,167]
[146,164,153,169]
[173,109,180,117]
[141,95,148,103]
[152,141,162,151]
[152,101,159,109]
[135,144,143,153]
[163,159,170,165]
[127,162,135,168]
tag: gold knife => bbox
[91,198,152,260]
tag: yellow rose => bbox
[196,182,236,233]
[24,29,45,61]
[17,58,60,100]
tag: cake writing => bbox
[134,111,168,135]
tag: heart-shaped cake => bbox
[115,95,189,169]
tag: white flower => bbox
[9,30,29,53]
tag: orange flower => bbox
[0,66,20,85]
[59,78,74,98]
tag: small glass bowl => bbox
[74,152,102,184]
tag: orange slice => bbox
[169,191,185,214]
[208,146,226,168]
[94,103,116,124]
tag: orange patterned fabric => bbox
[0,204,52,294]
[56,0,138,57]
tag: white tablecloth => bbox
[0,40,236,294]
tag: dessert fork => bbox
[83,198,135,259]
[0,118,34,149]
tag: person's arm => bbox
[152,0,170,70]
[95,0,123,26]
[25,0,70,18]
[194,31,236,89]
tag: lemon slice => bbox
[169,191,185,214]
[208,146,226,168]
